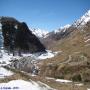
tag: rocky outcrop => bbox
[9,57,39,74]
[0,17,46,54]
[38,11,90,82]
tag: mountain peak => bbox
[85,10,90,17]
[31,28,48,38]
[73,10,90,27]
[54,24,71,34]
[60,24,71,29]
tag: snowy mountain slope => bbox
[73,10,90,27]
[60,24,71,29]
[54,24,71,33]
[54,10,90,34]
[30,9,90,39]
[31,28,48,38]
[42,10,90,41]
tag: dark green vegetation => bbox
[0,17,46,55]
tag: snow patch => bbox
[46,77,55,80]
[32,50,60,60]
[54,29,61,34]
[0,67,13,78]
[0,79,54,90]
[0,50,22,66]
[56,79,72,83]
[0,49,60,67]
[46,77,72,83]
[85,39,90,42]
[14,25,18,29]
[75,83,83,86]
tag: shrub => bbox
[72,74,82,81]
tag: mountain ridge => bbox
[0,17,46,55]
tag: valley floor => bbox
[0,66,90,90]
[0,50,90,90]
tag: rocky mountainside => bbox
[38,10,90,83]
[41,10,90,49]
[0,17,46,55]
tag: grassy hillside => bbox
[39,22,90,83]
